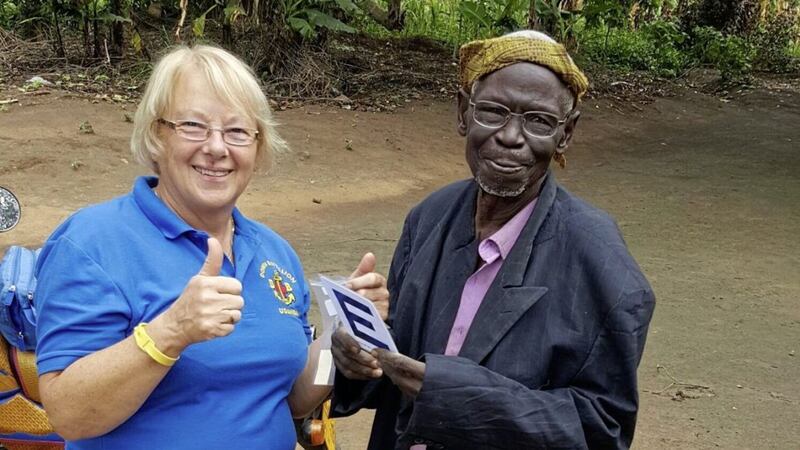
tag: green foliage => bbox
[380,0,463,44]
[283,0,357,40]
[0,1,20,27]
[691,26,755,80]
[533,0,581,43]
[188,1,256,40]
[356,0,528,49]
[1,0,797,82]
[192,4,218,38]
[223,3,246,24]
[0,0,47,31]
[636,0,677,19]
[578,20,689,77]
[751,12,800,72]
[21,77,43,91]
[583,0,630,29]
[680,0,759,36]
[458,0,526,37]
[789,41,800,58]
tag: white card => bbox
[309,279,342,386]
[313,349,335,385]
[318,275,397,353]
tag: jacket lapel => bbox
[393,183,478,359]
[458,286,548,363]
[458,173,558,364]
[421,242,479,355]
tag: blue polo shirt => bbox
[35,176,311,449]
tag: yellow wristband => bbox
[133,323,179,367]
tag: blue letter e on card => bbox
[333,291,390,350]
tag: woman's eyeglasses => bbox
[158,118,259,146]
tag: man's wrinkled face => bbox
[458,62,577,198]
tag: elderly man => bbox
[331,31,655,450]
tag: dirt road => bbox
[1,85,798,449]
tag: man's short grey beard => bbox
[476,176,527,198]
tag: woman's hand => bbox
[331,252,389,380]
[346,252,389,321]
[151,238,244,355]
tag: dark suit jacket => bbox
[333,174,655,450]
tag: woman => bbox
[34,45,387,449]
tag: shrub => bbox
[0,1,19,28]
[681,0,759,36]
[790,41,800,59]
[577,20,689,77]
[751,11,800,73]
[690,26,755,80]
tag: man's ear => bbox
[456,88,470,136]
[556,109,581,155]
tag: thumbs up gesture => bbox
[198,236,225,277]
[345,252,389,321]
[161,238,245,347]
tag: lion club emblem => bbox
[268,272,295,305]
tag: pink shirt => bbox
[444,197,537,356]
[411,197,536,449]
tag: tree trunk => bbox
[93,17,100,58]
[387,0,403,29]
[83,4,90,59]
[51,0,65,58]
[223,22,233,47]
[561,0,582,48]
[528,0,539,29]
[109,0,125,57]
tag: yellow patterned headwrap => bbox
[459,36,589,101]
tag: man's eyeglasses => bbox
[469,100,568,138]
[157,118,259,146]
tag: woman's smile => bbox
[192,165,233,178]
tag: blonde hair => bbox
[130,45,287,173]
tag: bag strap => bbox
[9,347,41,403]
[1,247,21,295]
[13,247,36,301]
[10,248,38,331]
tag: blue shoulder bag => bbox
[0,246,65,449]
[0,246,41,351]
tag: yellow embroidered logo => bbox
[268,272,296,306]
[260,260,297,283]
[260,260,299,315]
